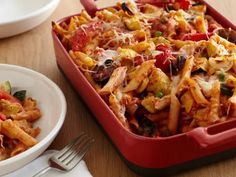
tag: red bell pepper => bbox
[173,0,191,10]
[0,90,21,104]
[134,45,174,72]
[176,33,213,41]
[134,55,149,66]
[154,44,173,72]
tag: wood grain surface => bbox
[0,1,236,177]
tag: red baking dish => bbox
[52,1,236,176]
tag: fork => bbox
[32,132,94,177]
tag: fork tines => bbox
[51,132,94,171]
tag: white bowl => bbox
[0,0,60,38]
[0,64,66,175]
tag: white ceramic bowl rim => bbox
[0,64,66,166]
[0,0,60,25]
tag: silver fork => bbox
[32,132,94,177]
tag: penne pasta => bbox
[1,119,38,147]
[168,90,181,134]
[176,56,194,95]
[123,60,155,92]
[109,92,130,129]
[11,109,41,122]
[208,80,221,123]
[99,67,127,95]
[10,143,28,157]
[187,78,209,105]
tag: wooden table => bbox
[0,0,236,177]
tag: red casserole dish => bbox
[52,0,236,176]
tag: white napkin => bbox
[3,150,93,177]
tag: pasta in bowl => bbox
[0,64,66,176]
[0,80,42,160]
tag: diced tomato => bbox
[71,21,103,51]
[134,44,174,72]
[176,33,213,41]
[156,44,172,56]
[134,56,143,66]
[134,55,150,66]
[179,0,191,9]
[0,113,6,121]
[0,90,21,103]
[154,44,173,72]
[175,0,191,10]
[71,29,89,51]
[134,53,172,71]
[174,0,191,10]
[208,24,218,33]
[155,54,171,72]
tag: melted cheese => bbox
[97,49,118,66]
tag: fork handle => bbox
[32,166,52,177]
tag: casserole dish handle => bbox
[80,0,98,16]
[187,125,236,148]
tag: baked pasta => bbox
[0,81,41,160]
[53,0,236,137]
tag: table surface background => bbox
[0,0,236,177]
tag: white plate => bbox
[0,64,66,175]
[0,0,60,38]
